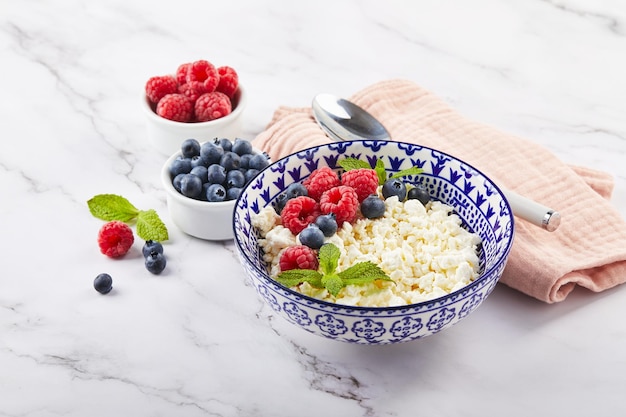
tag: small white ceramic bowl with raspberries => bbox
[143,59,247,156]
[161,137,270,241]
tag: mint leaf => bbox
[273,243,393,298]
[389,167,424,180]
[338,158,370,171]
[338,261,393,286]
[88,194,169,242]
[276,269,323,288]
[321,274,344,296]
[318,243,340,275]
[374,159,387,185]
[87,194,139,222]
[136,209,169,242]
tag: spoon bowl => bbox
[312,93,390,142]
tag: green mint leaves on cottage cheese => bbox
[276,243,393,296]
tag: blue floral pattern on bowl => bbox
[233,140,514,344]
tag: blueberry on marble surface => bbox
[94,273,113,294]
[145,252,166,275]
[142,240,163,258]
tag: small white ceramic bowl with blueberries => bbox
[233,140,515,344]
[161,138,269,241]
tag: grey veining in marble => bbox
[1,0,626,416]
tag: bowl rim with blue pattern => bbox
[233,139,514,344]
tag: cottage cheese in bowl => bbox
[253,191,481,307]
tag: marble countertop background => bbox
[2,0,625,416]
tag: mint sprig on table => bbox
[276,243,393,296]
[338,157,423,185]
[87,194,169,242]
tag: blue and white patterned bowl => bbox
[233,140,514,344]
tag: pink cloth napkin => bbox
[252,79,626,303]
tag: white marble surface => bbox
[2,0,626,415]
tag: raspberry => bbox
[145,75,178,104]
[279,245,319,272]
[341,168,380,202]
[216,66,239,98]
[175,62,192,85]
[156,94,193,122]
[303,167,340,201]
[280,196,321,235]
[319,186,359,225]
[194,91,232,122]
[97,221,134,258]
[186,60,219,93]
[178,81,207,104]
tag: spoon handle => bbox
[502,188,561,232]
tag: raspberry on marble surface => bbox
[97,221,134,258]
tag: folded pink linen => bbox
[252,79,626,303]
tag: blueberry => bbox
[190,155,206,169]
[215,138,232,152]
[180,174,203,198]
[298,224,325,249]
[189,165,208,180]
[244,168,260,184]
[274,193,289,214]
[94,273,113,294]
[200,141,224,165]
[207,164,226,184]
[206,183,227,202]
[172,173,186,192]
[360,194,386,219]
[285,183,308,199]
[220,151,241,171]
[239,153,253,169]
[226,169,246,189]
[249,153,270,171]
[407,184,431,206]
[145,251,166,275]
[382,178,407,201]
[142,240,163,258]
[181,138,201,158]
[169,157,192,177]
[315,213,338,237]
[227,187,242,200]
[273,183,307,215]
[231,138,253,156]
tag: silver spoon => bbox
[312,93,561,232]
